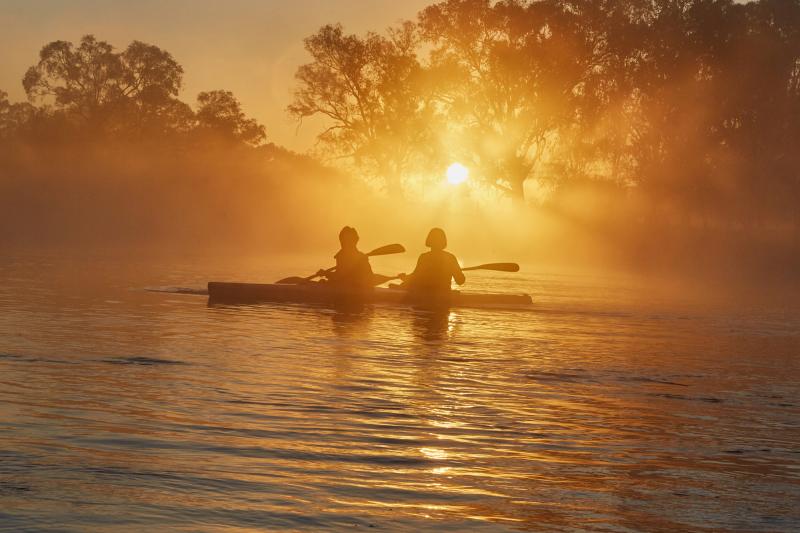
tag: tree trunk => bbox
[506,156,529,205]
[510,178,525,204]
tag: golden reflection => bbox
[332,499,466,513]
[428,419,464,429]
[5,246,795,532]
[410,310,460,342]
[419,447,448,461]
[466,515,525,523]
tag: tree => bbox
[118,40,192,136]
[598,0,800,229]
[289,22,435,194]
[0,90,36,140]
[22,34,185,135]
[195,90,266,146]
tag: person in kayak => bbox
[319,226,374,290]
[398,228,465,294]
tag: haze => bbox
[1,0,797,286]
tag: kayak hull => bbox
[207,282,532,308]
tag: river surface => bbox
[0,248,798,532]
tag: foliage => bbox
[288,23,436,193]
[0,90,36,139]
[290,0,800,235]
[13,34,264,145]
[1,3,799,254]
[196,90,266,146]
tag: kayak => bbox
[207,282,532,308]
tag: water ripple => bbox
[0,252,798,531]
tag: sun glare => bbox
[446,163,469,185]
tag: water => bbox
[1,249,798,532]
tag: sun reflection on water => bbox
[0,251,798,531]
[419,447,449,461]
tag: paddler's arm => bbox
[451,255,465,286]
[357,253,373,287]
[361,253,373,275]
[397,255,423,284]
[320,253,342,281]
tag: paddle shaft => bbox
[373,262,519,286]
[462,262,519,272]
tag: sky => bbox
[0,0,432,151]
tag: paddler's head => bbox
[425,227,447,251]
[339,226,359,249]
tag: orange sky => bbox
[0,0,432,151]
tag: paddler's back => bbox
[407,250,464,293]
[331,248,373,289]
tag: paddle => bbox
[372,262,520,286]
[276,243,406,284]
[461,262,519,273]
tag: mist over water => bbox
[1,140,797,287]
[2,0,800,280]
[0,248,798,531]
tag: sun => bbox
[446,162,469,185]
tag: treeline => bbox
[1,35,265,146]
[291,0,800,238]
[0,35,346,248]
[0,1,798,268]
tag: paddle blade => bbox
[366,243,405,257]
[462,262,520,272]
[275,276,308,284]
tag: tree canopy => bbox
[288,23,435,194]
[196,90,266,146]
[11,34,265,145]
[290,0,800,231]
[1,3,799,245]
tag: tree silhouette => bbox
[1,3,799,254]
[289,23,435,194]
[18,35,266,145]
[196,90,266,146]
[0,91,36,140]
[287,0,800,225]
[23,35,185,135]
